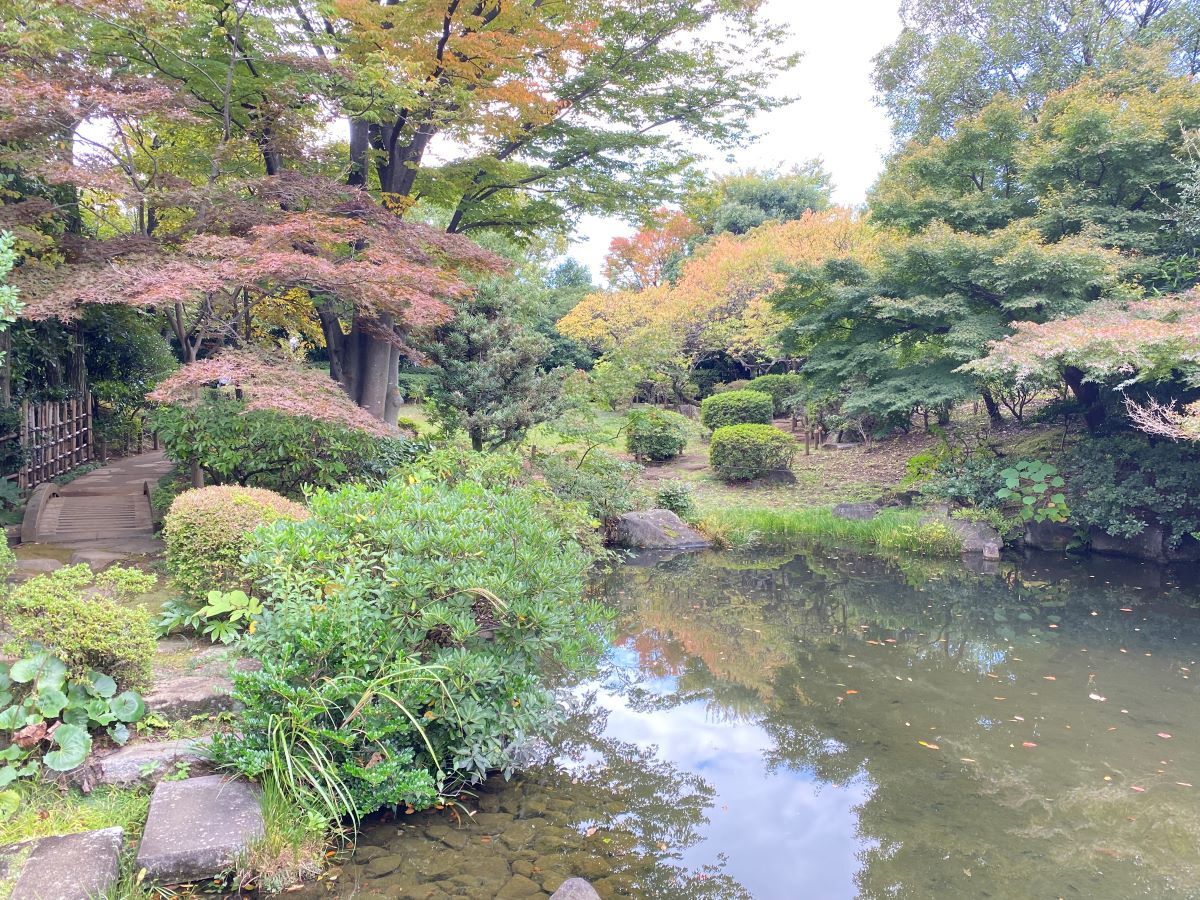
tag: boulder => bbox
[64,738,213,792]
[1087,525,1200,563]
[0,827,123,900]
[612,510,712,551]
[832,502,881,521]
[551,878,602,900]
[67,549,128,571]
[136,775,263,884]
[922,513,1002,560]
[12,557,63,581]
[144,675,235,719]
[1023,520,1076,552]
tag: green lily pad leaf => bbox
[10,653,66,688]
[0,705,28,731]
[34,686,68,718]
[109,723,130,746]
[62,703,89,727]
[87,672,117,699]
[42,723,92,772]
[110,691,145,724]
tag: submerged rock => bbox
[551,878,602,900]
[612,509,711,551]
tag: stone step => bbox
[0,827,123,900]
[136,775,264,885]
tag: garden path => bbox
[21,450,172,553]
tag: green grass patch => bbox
[0,783,150,847]
[701,506,963,557]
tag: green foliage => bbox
[995,460,1070,523]
[0,231,24,369]
[211,468,610,823]
[626,408,689,461]
[419,280,567,452]
[701,506,963,556]
[1,566,157,691]
[537,449,644,529]
[0,649,146,792]
[700,390,774,431]
[746,374,805,415]
[709,423,796,483]
[163,485,308,603]
[1064,435,1200,546]
[686,163,834,235]
[153,395,403,498]
[157,590,263,645]
[654,481,696,520]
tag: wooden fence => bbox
[0,394,92,494]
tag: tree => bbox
[684,162,834,235]
[0,232,24,369]
[874,0,1200,141]
[419,280,566,451]
[603,209,699,290]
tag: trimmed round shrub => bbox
[711,379,751,395]
[700,390,774,431]
[747,374,805,415]
[626,408,689,461]
[164,485,308,601]
[710,424,797,483]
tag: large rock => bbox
[1088,525,1200,563]
[136,775,264,884]
[0,827,123,900]
[1024,520,1076,552]
[922,513,1002,560]
[832,502,881,521]
[551,878,602,900]
[612,510,712,551]
[65,738,213,792]
[144,675,235,719]
[68,549,128,571]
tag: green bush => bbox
[153,395,423,498]
[626,408,689,461]
[700,390,774,431]
[709,423,796,482]
[163,485,308,603]
[211,466,611,823]
[746,374,805,415]
[711,379,751,395]
[537,449,643,531]
[655,480,696,520]
[1,565,158,690]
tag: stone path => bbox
[0,827,124,900]
[21,449,172,553]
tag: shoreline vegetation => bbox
[700,506,963,556]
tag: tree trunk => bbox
[981,389,1004,425]
[1062,366,1105,432]
[470,424,484,452]
[383,344,402,425]
[356,315,394,419]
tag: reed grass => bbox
[701,506,963,556]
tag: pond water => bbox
[305,548,1200,900]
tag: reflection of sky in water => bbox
[579,643,874,899]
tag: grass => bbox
[701,506,964,557]
[235,776,330,894]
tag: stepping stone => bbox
[144,675,235,719]
[0,827,123,900]
[68,548,128,571]
[136,775,263,885]
[65,737,213,792]
[551,879,602,900]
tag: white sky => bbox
[568,0,903,281]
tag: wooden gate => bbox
[0,394,93,493]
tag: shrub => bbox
[711,379,751,395]
[211,469,611,823]
[164,486,307,602]
[655,480,696,520]
[626,408,689,461]
[1,565,158,690]
[746,374,805,415]
[700,390,774,431]
[153,395,421,498]
[537,449,644,530]
[709,424,796,482]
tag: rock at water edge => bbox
[612,509,712,551]
[143,675,235,719]
[0,827,123,900]
[551,878,602,900]
[65,737,213,792]
[832,502,881,521]
[136,775,263,884]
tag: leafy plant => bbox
[0,649,146,796]
[709,423,796,483]
[163,485,307,602]
[626,408,690,461]
[655,480,697,520]
[537,449,645,532]
[995,459,1069,523]
[1,566,157,690]
[700,390,774,431]
[746,374,805,415]
[157,590,263,644]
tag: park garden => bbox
[2,1,1200,898]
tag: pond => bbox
[305,548,1200,900]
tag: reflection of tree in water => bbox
[534,690,752,899]
[597,549,1200,898]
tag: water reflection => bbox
[593,549,1200,899]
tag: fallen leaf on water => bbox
[918,740,940,750]
[961,758,976,763]
[1177,782,1194,787]
[1012,715,1025,722]
[1022,742,1038,748]
[1043,675,1057,681]
[586,827,598,837]
[1088,693,1107,702]
[845,690,859,695]
[1131,786,1146,793]
[1157,732,1173,739]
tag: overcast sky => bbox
[568,0,903,280]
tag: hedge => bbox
[709,423,796,482]
[700,390,774,431]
